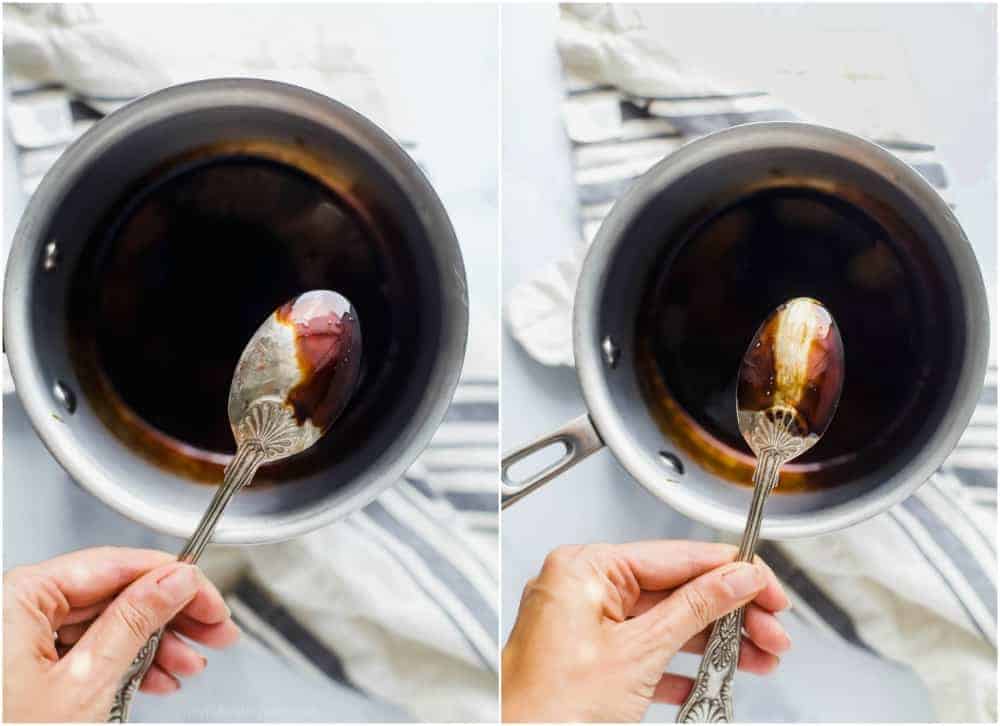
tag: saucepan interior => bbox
[575,123,988,538]
[4,79,467,543]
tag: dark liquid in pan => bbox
[637,188,930,488]
[70,154,416,482]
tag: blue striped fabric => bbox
[563,82,956,246]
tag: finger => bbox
[171,612,240,649]
[632,561,767,653]
[58,587,230,644]
[63,563,201,688]
[652,673,694,705]
[177,570,230,625]
[672,602,790,657]
[595,542,788,610]
[28,547,174,612]
[138,664,181,695]
[680,632,781,674]
[630,577,786,620]
[57,621,92,647]
[63,598,113,625]
[738,641,780,675]
[750,556,789,612]
[540,541,766,621]
[153,630,207,678]
[599,541,748,592]
[743,603,792,656]
[629,589,666,618]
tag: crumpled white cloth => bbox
[3,4,397,129]
[507,5,996,722]
[771,499,997,722]
[236,497,499,723]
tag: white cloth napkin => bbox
[4,5,498,722]
[507,5,996,721]
[3,4,397,126]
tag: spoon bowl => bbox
[736,297,845,460]
[228,290,363,459]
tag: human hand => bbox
[3,547,239,722]
[501,541,790,722]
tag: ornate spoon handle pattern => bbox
[676,410,804,723]
[108,402,298,722]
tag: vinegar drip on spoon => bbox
[736,297,845,456]
[275,290,362,433]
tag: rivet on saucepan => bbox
[43,241,60,272]
[658,450,684,476]
[53,380,76,414]
[601,336,620,368]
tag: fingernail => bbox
[722,563,765,598]
[780,630,793,652]
[158,564,199,602]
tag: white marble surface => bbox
[500,3,995,721]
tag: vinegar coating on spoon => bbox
[275,290,362,432]
[736,297,844,454]
[227,290,362,453]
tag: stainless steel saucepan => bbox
[502,122,989,539]
[4,79,468,544]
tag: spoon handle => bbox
[676,447,785,723]
[107,444,265,723]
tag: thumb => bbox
[635,561,767,654]
[62,563,199,687]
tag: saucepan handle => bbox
[501,413,604,509]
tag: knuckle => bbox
[585,542,613,557]
[93,545,122,560]
[681,585,714,631]
[542,544,583,571]
[3,572,21,603]
[4,567,70,623]
[3,565,34,590]
[519,577,540,604]
[583,543,617,571]
[115,597,156,642]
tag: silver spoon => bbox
[109,290,362,722]
[677,297,844,723]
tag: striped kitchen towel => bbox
[507,4,994,722]
[235,378,499,723]
[758,363,997,723]
[4,5,498,721]
[507,4,957,368]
